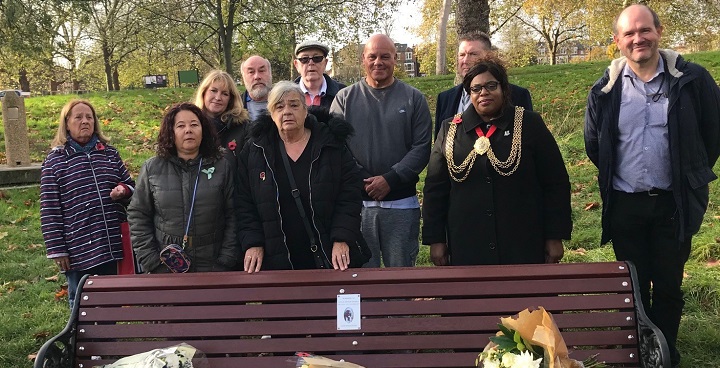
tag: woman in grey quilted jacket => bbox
[128,103,239,273]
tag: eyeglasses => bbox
[296,55,325,64]
[469,81,500,94]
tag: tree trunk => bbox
[456,0,490,34]
[436,0,453,75]
[290,25,298,80]
[112,66,120,90]
[102,43,114,91]
[19,69,30,92]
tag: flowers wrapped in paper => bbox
[476,307,605,368]
[93,343,208,368]
[294,352,366,368]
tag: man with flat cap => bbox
[293,40,346,109]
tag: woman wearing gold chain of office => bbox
[422,56,572,266]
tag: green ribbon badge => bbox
[201,167,215,180]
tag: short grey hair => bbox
[267,81,307,113]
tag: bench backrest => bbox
[73,262,645,368]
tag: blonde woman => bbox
[194,70,251,156]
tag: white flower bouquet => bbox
[476,307,606,368]
[93,343,208,368]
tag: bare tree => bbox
[435,0,452,74]
[88,0,142,90]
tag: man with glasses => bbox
[585,5,720,367]
[293,40,346,109]
[241,55,273,120]
[331,34,432,268]
[435,32,533,139]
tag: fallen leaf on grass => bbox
[0,231,8,240]
[570,248,587,255]
[584,202,600,211]
[683,272,689,279]
[33,331,50,340]
[28,353,38,361]
[54,285,68,301]
[28,243,43,249]
[0,190,7,199]
[713,216,720,220]
[45,275,59,282]
[706,259,720,267]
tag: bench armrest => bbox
[33,275,89,368]
[33,326,74,368]
[626,261,672,368]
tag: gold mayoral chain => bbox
[444,106,525,182]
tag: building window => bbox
[404,62,414,72]
[405,52,412,60]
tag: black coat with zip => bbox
[236,109,369,269]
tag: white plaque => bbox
[337,294,361,330]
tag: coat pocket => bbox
[684,167,716,235]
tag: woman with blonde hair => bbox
[194,70,251,157]
[40,99,135,309]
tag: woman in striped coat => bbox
[40,99,135,309]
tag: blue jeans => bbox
[361,207,420,268]
[65,261,117,310]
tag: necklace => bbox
[444,107,524,182]
[284,129,310,145]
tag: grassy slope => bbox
[1,51,719,367]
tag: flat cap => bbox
[295,40,330,56]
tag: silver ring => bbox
[341,255,347,258]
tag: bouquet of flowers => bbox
[476,307,606,368]
[94,343,208,368]
[294,352,365,368]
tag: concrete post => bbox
[1,91,31,167]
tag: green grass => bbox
[2,51,720,367]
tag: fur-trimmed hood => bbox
[597,49,685,94]
[249,107,354,147]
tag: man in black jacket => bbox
[584,5,720,367]
[434,31,533,139]
[293,40,346,109]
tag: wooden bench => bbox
[34,261,670,368]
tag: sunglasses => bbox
[469,81,500,94]
[296,55,325,64]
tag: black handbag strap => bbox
[277,140,328,268]
[182,157,203,249]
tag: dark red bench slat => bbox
[79,262,633,292]
[78,349,642,368]
[76,311,637,339]
[79,276,633,306]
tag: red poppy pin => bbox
[228,140,237,151]
[260,172,266,181]
[96,142,106,150]
[451,114,462,125]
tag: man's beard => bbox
[249,83,271,101]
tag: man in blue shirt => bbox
[585,5,720,367]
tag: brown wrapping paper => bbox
[297,355,366,368]
[499,307,583,368]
